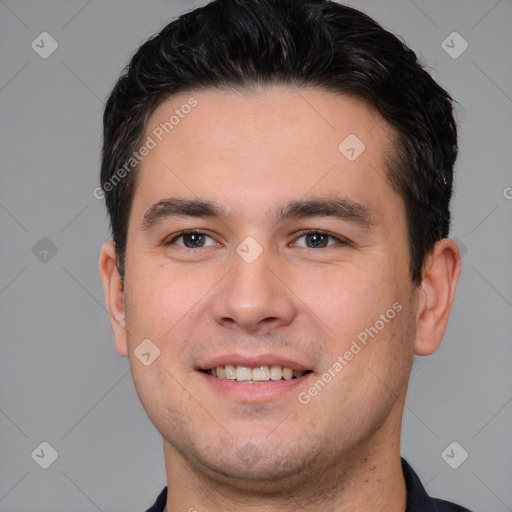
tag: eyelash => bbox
[164,229,350,249]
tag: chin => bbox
[188,436,321,490]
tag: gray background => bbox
[0,0,511,511]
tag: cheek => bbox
[124,261,198,338]
[128,360,182,439]
[290,262,403,350]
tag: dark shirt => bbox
[144,458,473,512]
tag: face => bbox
[112,87,421,484]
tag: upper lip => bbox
[198,354,312,372]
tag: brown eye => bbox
[293,231,346,249]
[166,231,217,248]
[304,233,329,248]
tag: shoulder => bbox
[144,486,167,512]
[431,497,474,512]
[401,458,474,512]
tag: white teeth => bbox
[252,366,270,381]
[224,364,236,380]
[270,365,283,380]
[206,364,307,381]
[236,366,253,381]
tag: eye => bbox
[292,231,348,249]
[165,230,218,248]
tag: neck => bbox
[161,410,407,512]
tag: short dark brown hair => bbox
[101,0,458,283]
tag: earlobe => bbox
[98,241,128,357]
[414,238,461,356]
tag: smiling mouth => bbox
[202,365,313,382]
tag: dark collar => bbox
[401,458,473,512]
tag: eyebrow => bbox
[141,196,374,231]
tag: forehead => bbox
[146,86,387,153]
[130,86,401,227]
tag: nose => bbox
[211,245,297,334]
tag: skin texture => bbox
[99,86,461,512]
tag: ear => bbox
[98,241,128,357]
[414,238,461,356]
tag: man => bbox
[98,1,472,511]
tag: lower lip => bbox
[198,371,313,402]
